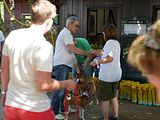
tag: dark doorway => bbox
[87,8,118,48]
[152,6,160,23]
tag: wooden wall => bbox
[122,0,150,18]
[59,0,123,37]
[59,0,160,38]
[4,0,160,37]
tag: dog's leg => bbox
[64,112,69,120]
[79,107,86,120]
[79,107,82,119]
[89,99,94,105]
[95,96,99,104]
[81,108,85,120]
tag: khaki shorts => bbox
[97,80,119,101]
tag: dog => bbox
[64,60,100,120]
[64,78,94,120]
[88,71,99,105]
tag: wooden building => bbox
[1,0,160,81]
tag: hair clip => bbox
[144,34,160,50]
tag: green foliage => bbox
[27,0,32,5]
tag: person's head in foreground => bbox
[128,19,160,101]
[31,0,57,33]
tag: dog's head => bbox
[77,80,93,93]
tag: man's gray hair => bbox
[66,16,79,26]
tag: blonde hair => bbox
[31,0,56,24]
[128,20,160,74]
[152,20,160,43]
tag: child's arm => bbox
[73,60,81,75]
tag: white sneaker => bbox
[69,107,76,113]
[55,114,64,120]
[59,111,64,114]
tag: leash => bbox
[64,90,69,119]
[64,83,79,120]
[75,85,79,120]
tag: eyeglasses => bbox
[51,17,56,23]
[75,24,80,28]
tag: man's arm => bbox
[36,71,76,92]
[73,60,81,77]
[67,44,89,55]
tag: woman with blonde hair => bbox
[128,20,160,100]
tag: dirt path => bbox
[0,99,160,120]
[68,99,160,120]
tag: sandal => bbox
[112,117,119,120]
